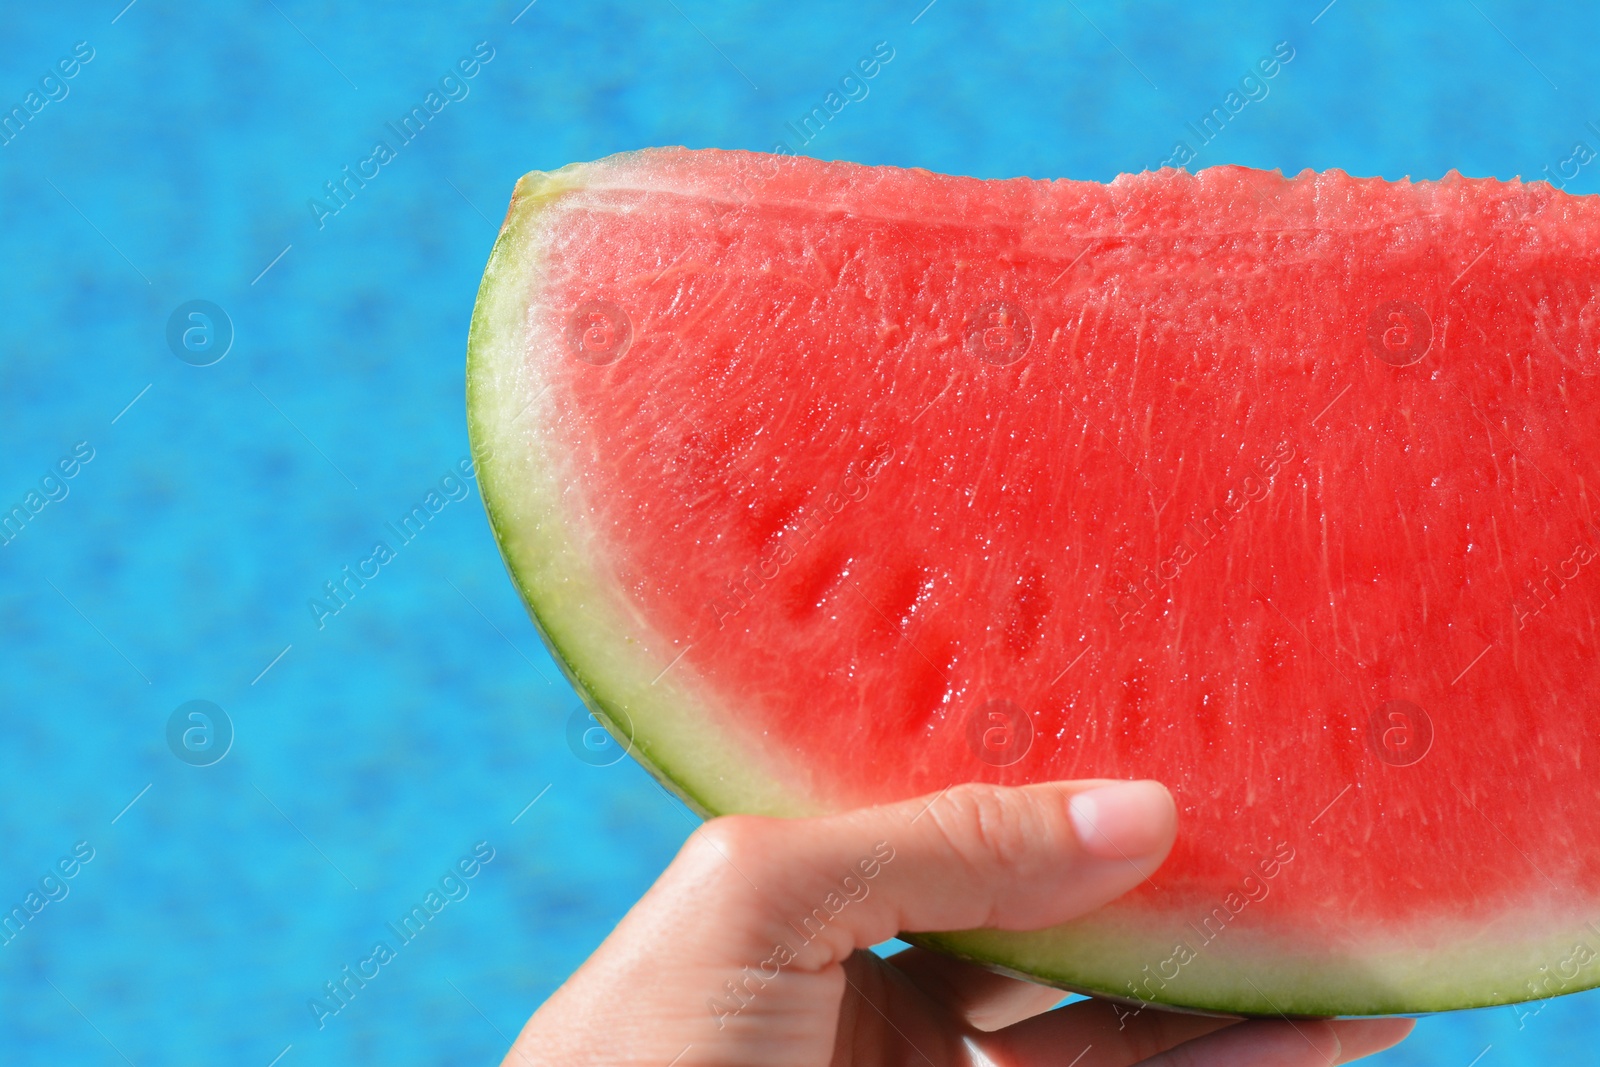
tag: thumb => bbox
[512,780,1176,1066]
[682,778,1177,970]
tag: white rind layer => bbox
[466,160,816,823]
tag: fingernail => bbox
[1068,780,1175,860]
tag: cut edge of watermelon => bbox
[465,154,818,823]
[465,150,1600,1018]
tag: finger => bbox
[1331,1017,1415,1063]
[886,946,1068,1031]
[990,996,1414,1067]
[987,992,1416,1067]
[1133,1019,1343,1067]
[511,779,1175,1067]
[883,939,1413,1061]
[984,996,1242,1065]
[669,777,1178,975]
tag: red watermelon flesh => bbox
[466,147,1600,1016]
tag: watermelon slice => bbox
[466,147,1600,1017]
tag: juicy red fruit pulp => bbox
[535,157,1600,939]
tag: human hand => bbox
[504,779,1414,1066]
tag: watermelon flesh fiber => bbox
[467,147,1600,1016]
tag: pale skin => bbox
[504,779,1415,1066]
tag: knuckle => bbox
[694,813,767,870]
[685,813,781,894]
[928,783,1038,873]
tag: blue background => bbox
[0,1,1593,1063]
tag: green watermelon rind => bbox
[465,151,1600,1019]
[465,157,814,826]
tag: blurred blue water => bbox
[1,1,1596,1063]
